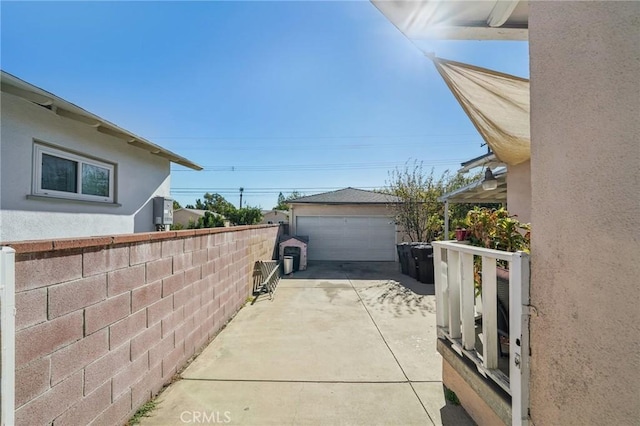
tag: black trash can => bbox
[413,245,434,284]
[396,243,410,275]
[407,243,422,279]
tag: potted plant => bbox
[455,227,469,241]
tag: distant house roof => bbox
[0,71,202,170]
[174,208,223,218]
[289,187,401,204]
[261,209,289,215]
[280,235,308,244]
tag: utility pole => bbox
[239,187,244,209]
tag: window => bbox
[33,143,115,203]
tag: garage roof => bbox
[1,71,202,170]
[289,187,402,204]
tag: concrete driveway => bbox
[140,262,474,425]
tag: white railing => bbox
[0,247,16,426]
[432,241,530,426]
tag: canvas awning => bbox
[429,56,530,166]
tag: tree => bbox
[202,192,235,216]
[226,206,263,226]
[184,193,235,216]
[274,191,304,211]
[386,161,487,242]
[182,192,263,226]
[173,200,182,210]
[386,161,448,242]
[189,211,225,229]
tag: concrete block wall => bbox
[4,225,280,425]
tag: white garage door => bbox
[296,216,396,261]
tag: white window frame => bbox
[33,143,115,203]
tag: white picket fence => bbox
[432,241,530,426]
[0,247,16,426]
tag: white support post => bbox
[510,252,530,426]
[0,247,16,426]
[444,200,450,240]
[482,256,498,369]
[447,250,461,339]
[433,245,448,330]
[460,252,475,350]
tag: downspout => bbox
[289,206,294,235]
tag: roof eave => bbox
[1,71,202,171]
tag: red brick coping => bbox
[1,224,279,254]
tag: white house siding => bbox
[0,92,171,242]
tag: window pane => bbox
[82,163,110,197]
[42,153,77,193]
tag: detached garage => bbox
[288,188,401,261]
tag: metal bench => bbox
[252,260,281,301]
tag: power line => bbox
[171,159,464,172]
[163,140,476,152]
[150,133,478,141]
[171,186,387,196]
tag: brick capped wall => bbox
[4,225,280,426]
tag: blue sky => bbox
[1,1,529,209]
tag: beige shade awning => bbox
[429,56,530,166]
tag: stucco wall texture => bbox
[506,160,531,224]
[529,2,640,425]
[7,225,279,425]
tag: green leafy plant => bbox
[464,207,530,295]
[128,400,157,425]
[465,207,530,252]
[444,387,460,405]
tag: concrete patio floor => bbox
[140,262,475,425]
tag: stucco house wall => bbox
[0,91,171,241]
[261,210,289,225]
[506,160,531,224]
[529,2,640,425]
[173,209,206,228]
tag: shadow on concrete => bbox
[440,384,478,426]
[357,279,436,317]
[277,261,436,317]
